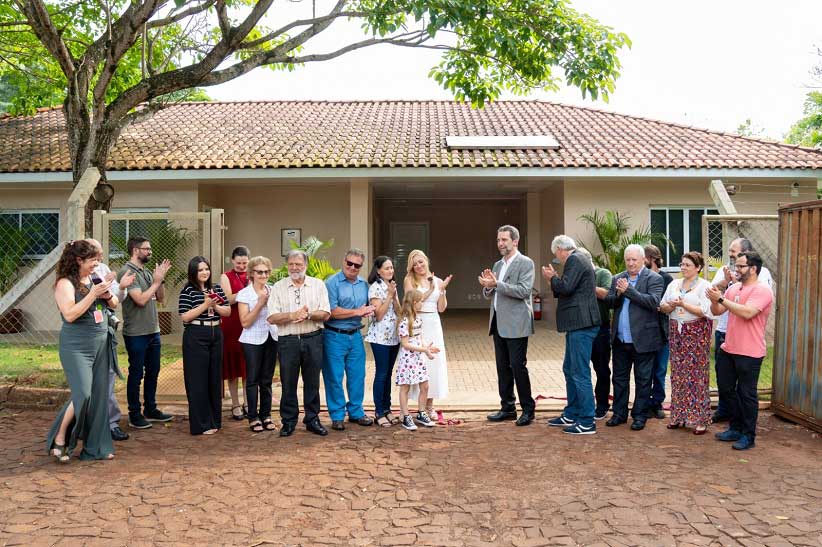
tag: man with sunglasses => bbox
[117,237,173,430]
[322,249,376,431]
[706,251,773,450]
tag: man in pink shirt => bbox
[706,251,773,450]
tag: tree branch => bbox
[146,0,216,30]
[18,0,75,77]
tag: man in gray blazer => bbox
[603,244,664,431]
[542,235,601,435]
[479,225,536,426]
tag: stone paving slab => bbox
[1,409,820,546]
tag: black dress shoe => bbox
[606,417,626,427]
[279,423,295,437]
[348,415,374,426]
[647,407,666,420]
[711,411,730,424]
[515,413,535,426]
[111,426,129,441]
[630,420,646,431]
[306,419,328,436]
[487,410,517,422]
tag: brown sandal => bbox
[384,412,401,425]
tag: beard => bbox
[138,254,150,265]
[289,271,306,281]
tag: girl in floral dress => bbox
[395,290,440,431]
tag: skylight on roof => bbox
[445,135,560,150]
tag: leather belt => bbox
[324,324,362,335]
[279,330,322,340]
[186,319,221,327]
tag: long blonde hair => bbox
[398,289,424,338]
[405,249,431,289]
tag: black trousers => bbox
[591,326,612,413]
[241,335,278,422]
[277,332,323,426]
[716,348,762,439]
[182,324,223,435]
[491,314,534,414]
[611,340,655,421]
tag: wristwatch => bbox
[717,297,724,304]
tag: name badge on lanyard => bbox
[93,302,104,324]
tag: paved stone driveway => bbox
[1,408,820,546]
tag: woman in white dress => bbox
[403,249,452,418]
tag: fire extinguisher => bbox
[533,291,542,320]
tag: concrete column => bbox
[349,179,373,264]
[526,191,543,293]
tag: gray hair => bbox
[732,238,754,252]
[576,247,595,269]
[497,225,520,241]
[624,244,645,258]
[286,249,308,265]
[345,248,366,260]
[551,235,577,254]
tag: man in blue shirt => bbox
[603,244,664,431]
[323,249,376,430]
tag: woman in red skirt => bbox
[220,246,250,419]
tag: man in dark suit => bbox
[480,225,536,426]
[603,244,664,431]
[542,235,601,435]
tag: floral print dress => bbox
[394,317,429,386]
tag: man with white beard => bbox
[267,250,331,437]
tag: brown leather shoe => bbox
[348,415,374,426]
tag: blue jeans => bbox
[370,343,399,417]
[123,332,161,416]
[562,326,598,427]
[322,330,367,422]
[649,343,670,410]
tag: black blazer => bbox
[604,268,664,354]
[550,251,601,333]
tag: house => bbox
[1,100,821,332]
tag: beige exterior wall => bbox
[727,179,818,215]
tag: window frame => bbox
[649,206,719,273]
[0,208,61,260]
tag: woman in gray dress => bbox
[47,240,119,463]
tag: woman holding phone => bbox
[179,256,231,435]
[47,240,118,462]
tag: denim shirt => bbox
[617,268,643,343]
[325,271,369,330]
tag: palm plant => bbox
[271,236,339,282]
[577,210,671,273]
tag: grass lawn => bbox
[709,345,773,391]
[0,342,182,389]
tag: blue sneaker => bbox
[547,415,575,427]
[732,435,755,450]
[563,423,596,435]
[714,429,743,442]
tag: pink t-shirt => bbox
[721,282,773,358]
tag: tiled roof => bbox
[1,100,821,173]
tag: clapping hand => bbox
[386,280,397,297]
[478,269,497,288]
[439,274,453,291]
[118,270,136,290]
[292,305,310,323]
[91,279,113,299]
[541,264,556,281]
[706,286,723,303]
[616,278,629,295]
[153,259,172,283]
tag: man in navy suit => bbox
[603,244,664,431]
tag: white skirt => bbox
[409,311,448,401]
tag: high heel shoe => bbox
[51,443,70,464]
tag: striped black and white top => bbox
[178,283,228,322]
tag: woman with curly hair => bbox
[47,240,119,463]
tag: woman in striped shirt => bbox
[179,256,230,435]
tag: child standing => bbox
[395,289,440,430]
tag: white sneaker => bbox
[415,411,435,427]
[401,415,418,431]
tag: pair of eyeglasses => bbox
[293,288,301,306]
[252,269,270,275]
[734,264,751,271]
[138,246,152,251]
[345,260,363,269]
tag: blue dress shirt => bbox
[325,271,369,330]
[617,268,643,344]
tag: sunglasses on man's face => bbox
[345,260,363,269]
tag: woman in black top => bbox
[179,256,230,435]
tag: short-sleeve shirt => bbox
[594,267,612,328]
[117,262,159,336]
[660,277,713,327]
[178,284,227,322]
[721,282,773,359]
[364,281,399,346]
[712,266,773,333]
[267,275,331,336]
[325,271,369,330]
[236,284,278,344]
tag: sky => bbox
[209,0,822,139]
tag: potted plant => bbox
[0,216,30,333]
[271,236,339,282]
